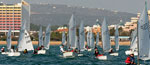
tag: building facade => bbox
[0,3,22,35]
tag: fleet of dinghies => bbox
[1,2,150,64]
[0,21,51,56]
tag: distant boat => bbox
[43,24,51,50]
[79,21,85,51]
[125,30,138,56]
[101,18,111,53]
[109,25,119,56]
[63,14,76,57]
[38,24,51,54]
[1,28,12,55]
[115,25,119,51]
[38,26,43,47]
[17,22,34,52]
[137,1,150,61]
[96,18,109,60]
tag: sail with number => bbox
[44,24,51,50]
[138,2,150,60]
[38,26,43,47]
[101,18,111,52]
[79,21,85,50]
[7,28,11,50]
[69,14,76,49]
[17,22,34,51]
[62,32,66,45]
[115,25,119,51]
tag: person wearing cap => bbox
[125,53,136,65]
[1,47,5,52]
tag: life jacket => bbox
[125,56,131,64]
[71,50,74,52]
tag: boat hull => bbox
[63,52,74,57]
[125,50,138,56]
[1,52,9,55]
[97,55,107,60]
[37,50,46,54]
[110,52,119,56]
[7,52,20,56]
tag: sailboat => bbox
[110,25,119,56]
[137,1,150,61]
[79,21,85,51]
[8,21,33,56]
[125,29,138,56]
[86,31,92,51]
[63,14,76,57]
[37,26,45,54]
[1,28,11,55]
[38,24,51,54]
[96,18,109,60]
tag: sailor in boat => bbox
[23,49,28,54]
[60,45,66,53]
[125,54,136,65]
[1,47,5,52]
[94,47,103,57]
[109,48,114,54]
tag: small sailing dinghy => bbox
[86,31,92,51]
[77,21,85,56]
[37,26,44,54]
[96,18,109,60]
[62,14,76,58]
[9,22,34,56]
[125,30,138,56]
[37,25,51,54]
[110,25,119,56]
[1,28,11,55]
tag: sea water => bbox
[0,45,149,65]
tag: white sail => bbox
[62,32,66,45]
[87,31,90,47]
[17,22,34,51]
[69,14,76,48]
[44,24,51,50]
[96,32,99,46]
[79,21,85,50]
[130,30,137,51]
[75,36,78,49]
[38,26,43,47]
[90,31,95,49]
[101,18,111,52]
[138,2,150,60]
[7,28,11,50]
[115,25,119,51]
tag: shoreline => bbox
[0,41,130,45]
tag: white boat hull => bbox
[87,49,92,51]
[7,52,20,56]
[110,52,119,56]
[78,54,83,56]
[37,50,46,54]
[125,50,138,56]
[63,52,74,57]
[97,55,107,60]
[1,52,9,55]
